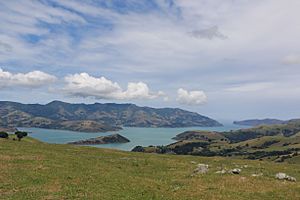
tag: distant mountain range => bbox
[0,101,222,132]
[233,118,300,126]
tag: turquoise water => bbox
[20,124,247,151]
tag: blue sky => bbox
[1,0,300,121]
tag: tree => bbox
[15,131,28,141]
[0,132,9,139]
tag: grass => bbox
[231,134,300,151]
[1,137,300,200]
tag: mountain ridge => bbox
[234,118,300,126]
[0,100,222,132]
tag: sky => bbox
[1,0,300,121]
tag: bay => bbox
[19,123,248,151]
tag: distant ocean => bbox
[20,123,248,151]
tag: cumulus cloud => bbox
[0,68,56,88]
[176,88,207,105]
[282,54,300,65]
[63,72,165,100]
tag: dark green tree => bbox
[15,131,28,141]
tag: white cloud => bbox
[0,68,57,88]
[123,82,165,100]
[1,0,300,113]
[63,72,165,100]
[176,88,207,105]
[282,54,300,65]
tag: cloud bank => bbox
[1,69,209,105]
[1,1,300,117]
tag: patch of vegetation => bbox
[0,137,299,199]
[0,131,8,139]
[15,131,28,141]
[135,122,300,163]
[223,121,300,142]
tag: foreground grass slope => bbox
[1,137,299,200]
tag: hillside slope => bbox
[135,122,300,162]
[0,137,299,200]
[223,120,300,142]
[0,101,221,132]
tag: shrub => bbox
[15,131,28,141]
[0,132,9,139]
[131,146,145,152]
[156,146,168,154]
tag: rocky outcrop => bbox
[195,164,209,174]
[275,173,296,182]
[192,163,209,175]
[230,168,241,174]
[68,134,130,145]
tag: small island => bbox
[68,134,130,145]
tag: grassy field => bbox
[1,137,300,200]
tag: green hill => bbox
[223,120,300,142]
[1,136,299,200]
[133,122,300,162]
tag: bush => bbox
[0,132,9,139]
[15,131,28,141]
[156,146,168,154]
[131,146,145,152]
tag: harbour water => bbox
[20,123,247,151]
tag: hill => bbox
[233,118,300,126]
[134,121,300,162]
[224,120,300,142]
[0,126,17,133]
[0,136,299,199]
[172,130,226,141]
[0,101,221,132]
